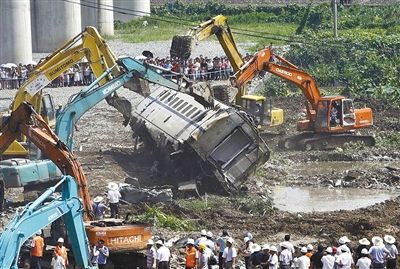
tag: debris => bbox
[120,184,173,204]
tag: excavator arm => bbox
[56,56,187,150]
[0,176,96,269]
[0,103,93,220]
[13,26,120,113]
[171,15,244,72]
[235,48,321,110]
[3,26,123,157]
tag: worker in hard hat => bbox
[197,243,209,269]
[146,239,156,269]
[54,237,68,266]
[185,238,197,269]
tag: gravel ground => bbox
[34,40,253,62]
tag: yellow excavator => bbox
[1,26,141,157]
[170,14,284,129]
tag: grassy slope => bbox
[115,17,297,45]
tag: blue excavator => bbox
[0,176,96,269]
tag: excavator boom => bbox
[0,103,93,219]
[2,26,122,157]
[0,176,96,269]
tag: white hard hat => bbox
[57,238,64,243]
[147,239,154,245]
[280,242,289,249]
[36,231,42,235]
[262,244,270,250]
[227,237,234,244]
[361,248,369,255]
[372,236,383,246]
[207,231,213,238]
[340,245,350,252]
[155,240,164,246]
[270,246,278,252]
[339,236,350,244]
[359,238,371,246]
[187,238,195,245]
[200,229,207,236]
[301,247,308,253]
[250,244,261,253]
[93,196,104,203]
[307,244,313,251]
[107,182,119,191]
[326,247,333,253]
[244,236,250,243]
[384,235,396,244]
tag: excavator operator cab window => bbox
[342,99,356,126]
[330,100,341,128]
[41,94,56,126]
[315,101,329,129]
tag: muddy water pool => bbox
[272,186,399,213]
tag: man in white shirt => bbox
[195,229,207,247]
[356,248,372,269]
[156,240,170,269]
[268,246,279,269]
[281,234,295,254]
[146,239,156,269]
[107,182,121,218]
[297,247,311,269]
[279,242,293,269]
[206,231,215,252]
[384,235,398,269]
[336,245,354,269]
[369,236,389,269]
[51,252,66,269]
[321,247,335,269]
[222,237,237,269]
[198,243,210,269]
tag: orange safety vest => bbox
[31,236,44,257]
[186,247,197,268]
[54,245,68,265]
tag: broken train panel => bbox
[132,87,270,193]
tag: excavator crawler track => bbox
[280,133,376,151]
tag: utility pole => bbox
[332,0,338,37]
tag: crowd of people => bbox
[0,53,246,90]
[144,232,398,269]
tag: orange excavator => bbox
[0,102,151,260]
[234,48,375,150]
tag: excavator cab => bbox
[314,97,356,132]
[40,94,56,127]
[242,95,284,127]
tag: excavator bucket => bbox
[170,35,194,60]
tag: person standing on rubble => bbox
[54,238,68,266]
[243,236,253,269]
[321,247,335,269]
[107,182,121,218]
[268,246,279,269]
[279,242,293,269]
[92,196,106,220]
[384,235,398,269]
[281,235,295,254]
[156,240,170,269]
[195,230,207,247]
[222,237,237,269]
[30,231,44,269]
[185,239,197,269]
[216,230,230,269]
[206,231,215,252]
[310,245,324,269]
[93,239,109,269]
[296,247,311,269]
[369,236,389,269]
[146,239,156,269]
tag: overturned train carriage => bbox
[130,87,270,193]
